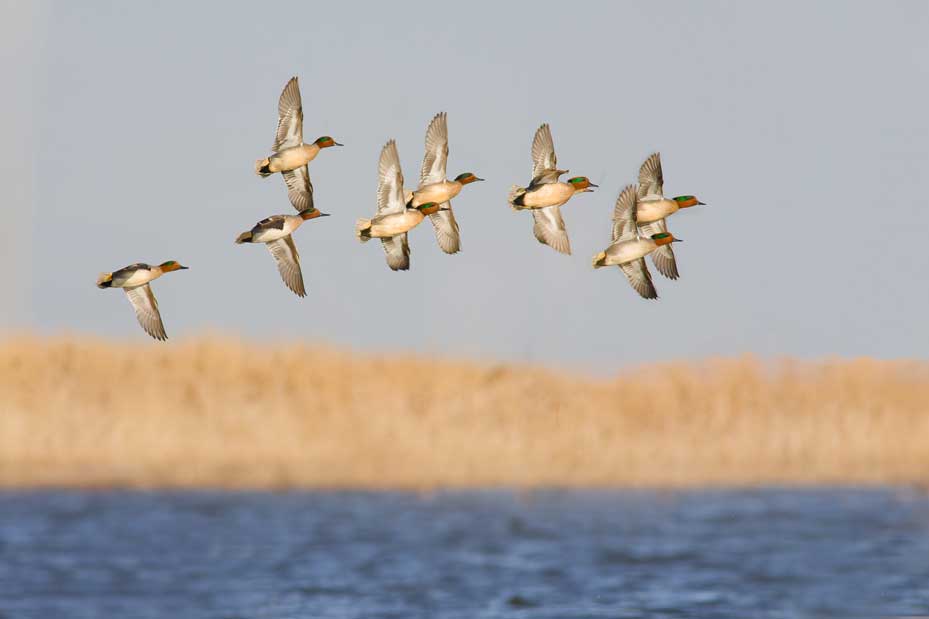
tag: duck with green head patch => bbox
[405,113,483,227]
[592,185,683,299]
[95,260,189,340]
[234,207,330,298]
[507,123,597,255]
[398,113,476,254]
[254,77,343,212]
[356,140,449,271]
[633,153,704,279]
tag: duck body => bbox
[632,153,704,279]
[259,143,321,175]
[508,124,595,255]
[96,261,188,341]
[363,209,427,239]
[408,180,462,208]
[246,214,305,243]
[235,209,328,298]
[511,180,577,210]
[253,77,341,212]
[635,195,679,224]
[591,184,683,299]
[101,263,168,289]
[356,139,414,270]
[596,238,660,267]
[411,112,481,254]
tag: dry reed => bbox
[1,336,927,489]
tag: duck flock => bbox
[97,76,706,341]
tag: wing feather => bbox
[381,234,410,271]
[125,284,167,341]
[428,203,460,254]
[530,123,557,179]
[531,206,571,255]
[637,152,664,200]
[273,77,304,151]
[420,112,448,186]
[282,165,314,212]
[377,140,405,216]
[611,184,639,243]
[619,259,658,299]
[267,236,306,297]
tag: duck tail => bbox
[355,218,372,243]
[255,158,273,177]
[508,185,527,210]
[96,272,113,288]
[235,230,253,244]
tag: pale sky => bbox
[4,1,928,369]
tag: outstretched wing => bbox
[420,112,448,187]
[267,235,306,297]
[273,76,304,152]
[281,165,314,212]
[611,184,639,243]
[531,123,557,179]
[531,206,571,255]
[637,152,664,200]
[619,259,658,299]
[377,140,405,216]
[638,218,679,280]
[428,203,460,254]
[381,233,410,271]
[125,284,167,341]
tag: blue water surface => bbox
[1,488,928,618]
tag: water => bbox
[1,488,927,618]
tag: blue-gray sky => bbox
[4,1,928,368]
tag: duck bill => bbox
[587,182,599,188]
[333,141,344,146]
[697,201,706,205]
[672,239,683,243]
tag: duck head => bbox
[591,250,607,268]
[673,195,705,208]
[454,172,484,186]
[416,202,447,216]
[299,207,330,220]
[314,136,343,148]
[568,176,598,192]
[159,260,189,272]
[651,232,682,246]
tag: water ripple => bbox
[0,488,927,618]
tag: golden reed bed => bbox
[1,336,927,489]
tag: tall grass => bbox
[1,336,927,488]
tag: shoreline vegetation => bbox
[1,336,927,490]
